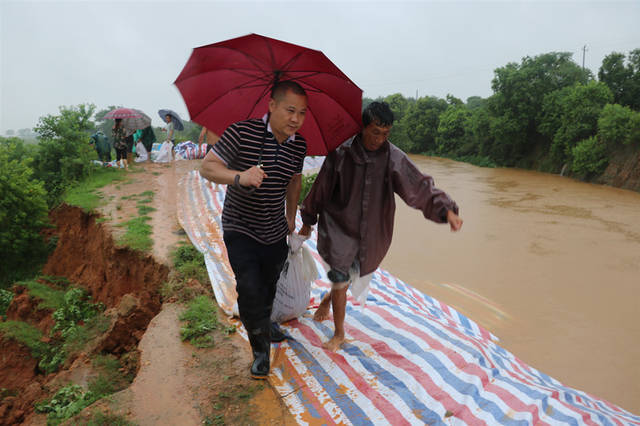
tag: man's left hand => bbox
[447,210,463,232]
[286,216,295,234]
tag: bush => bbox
[571,136,609,177]
[0,140,50,288]
[35,384,99,425]
[0,289,13,318]
[52,288,103,339]
[32,104,97,206]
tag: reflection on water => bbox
[381,155,640,414]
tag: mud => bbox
[1,202,169,424]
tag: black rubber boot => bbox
[270,322,287,343]
[246,320,271,379]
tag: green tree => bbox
[598,103,640,147]
[571,136,609,177]
[0,140,49,288]
[466,96,487,110]
[32,104,98,205]
[436,105,471,155]
[488,52,589,164]
[400,96,448,153]
[540,81,613,165]
[598,49,640,110]
[465,107,492,157]
[598,52,632,104]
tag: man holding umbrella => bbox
[199,80,307,379]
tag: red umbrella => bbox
[174,33,363,156]
[103,108,143,120]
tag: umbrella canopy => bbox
[174,33,363,156]
[122,109,152,137]
[103,108,143,120]
[158,109,184,131]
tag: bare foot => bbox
[322,334,345,351]
[313,303,331,321]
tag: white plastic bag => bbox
[271,233,318,323]
[153,141,173,163]
[134,142,148,162]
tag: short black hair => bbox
[271,80,307,102]
[362,102,394,127]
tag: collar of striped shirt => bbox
[262,113,295,143]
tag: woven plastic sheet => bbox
[178,170,640,425]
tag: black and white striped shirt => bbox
[213,118,307,244]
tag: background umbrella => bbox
[103,107,142,120]
[122,109,152,137]
[174,33,363,156]
[158,109,184,131]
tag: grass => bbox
[112,190,157,252]
[137,205,156,215]
[64,167,126,212]
[179,295,218,348]
[18,278,67,310]
[171,244,208,284]
[116,216,152,252]
[0,320,63,373]
[0,320,45,354]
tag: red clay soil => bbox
[43,205,168,310]
[0,204,169,425]
[5,285,56,335]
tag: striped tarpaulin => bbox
[177,170,640,425]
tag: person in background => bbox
[162,114,175,144]
[112,119,128,170]
[133,126,157,161]
[89,129,111,163]
[299,101,463,351]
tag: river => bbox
[380,155,640,414]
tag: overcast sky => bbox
[1,1,639,134]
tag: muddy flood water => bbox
[380,155,640,414]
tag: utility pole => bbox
[416,89,418,100]
[582,45,588,70]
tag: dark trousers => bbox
[223,231,287,326]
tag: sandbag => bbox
[134,142,148,162]
[271,233,318,323]
[152,141,173,163]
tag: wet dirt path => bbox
[115,303,202,426]
[97,160,292,424]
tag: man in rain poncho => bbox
[89,130,111,162]
[299,101,463,351]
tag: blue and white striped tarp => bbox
[178,170,640,425]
